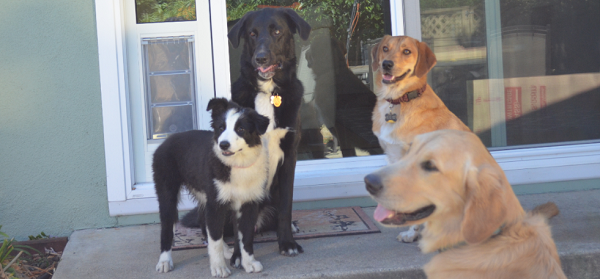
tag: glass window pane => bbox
[146,39,191,72]
[151,105,195,139]
[136,0,196,23]
[420,0,600,148]
[150,74,192,103]
[226,1,391,161]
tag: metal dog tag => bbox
[385,113,397,123]
[271,94,282,107]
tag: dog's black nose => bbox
[365,174,384,195]
[382,60,394,71]
[255,53,268,65]
[219,141,230,150]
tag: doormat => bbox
[172,206,380,250]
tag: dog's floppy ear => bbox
[206,98,229,117]
[371,41,381,72]
[281,8,311,41]
[371,35,390,72]
[228,11,255,48]
[250,111,270,135]
[414,41,436,78]
[461,165,507,244]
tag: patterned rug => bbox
[172,206,380,250]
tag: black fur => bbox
[154,130,229,252]
[209,98,270,149]
[154,98,270,270]
[300,35,381,158]
[182,8,310,256]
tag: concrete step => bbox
[53,189,600,279]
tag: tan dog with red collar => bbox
[371,35,471,242]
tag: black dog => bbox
[182,8,310,256]
[154,98,288,277]
[303,34,380,158]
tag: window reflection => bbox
[226,0,391,160]
[142,36,197,139]
[420,0,600,148]
[136,0,196,23]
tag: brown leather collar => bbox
[386,84,427,105]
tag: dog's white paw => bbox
[281,248,300,256]
[208,233,231,277]
[242,256,263,273]
[155,251,173,273]
[233,257,241,268]
[210,262,231,278]
[156,260,173,273]
[279,240,303,256]
[397,225,420,243]
[222,243,233,260]
[291,223,300,234]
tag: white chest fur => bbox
[375,103,402,145]
[213,128,287,207]
[374,103,408,163]
[263,128,287,190]
[214,154,268,207]
[255,79,276,133]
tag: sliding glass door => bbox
[418,0,600,149]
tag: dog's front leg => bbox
[379,138,410,164]
[276,146,303,256]
[231,202,263,273]
[397,224,422,242]
[205,201,231,278]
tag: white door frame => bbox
[95,0,600,216]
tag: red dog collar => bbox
[386,84,427,105]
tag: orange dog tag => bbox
[271,94,282,107]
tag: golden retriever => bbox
[370,35,471,241]
[365,130,566,279]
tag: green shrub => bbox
[0,225,37,278]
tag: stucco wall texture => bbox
[0,1,117,239]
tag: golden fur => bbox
[370,35,470,162]
[367,130,566,279]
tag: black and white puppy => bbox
[154,98,288,277]
[182,8,311,256]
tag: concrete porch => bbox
[53,189,600,278]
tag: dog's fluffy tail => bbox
[264,127,289,141]
[531,202,559,219]
[180,206,235,237]
[180,206,203,228]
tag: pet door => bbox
[141,36,197,139]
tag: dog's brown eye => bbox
[236,127,245,134]
[382,46,389,52]
[403,49,411,55]
[219,125,225,132]
[250,31,257,37]
[274,29,280,36]
[421,160,438,172]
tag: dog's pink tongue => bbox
[374,204,395,222]
[258,65,276,73]
[383,74,394,81]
